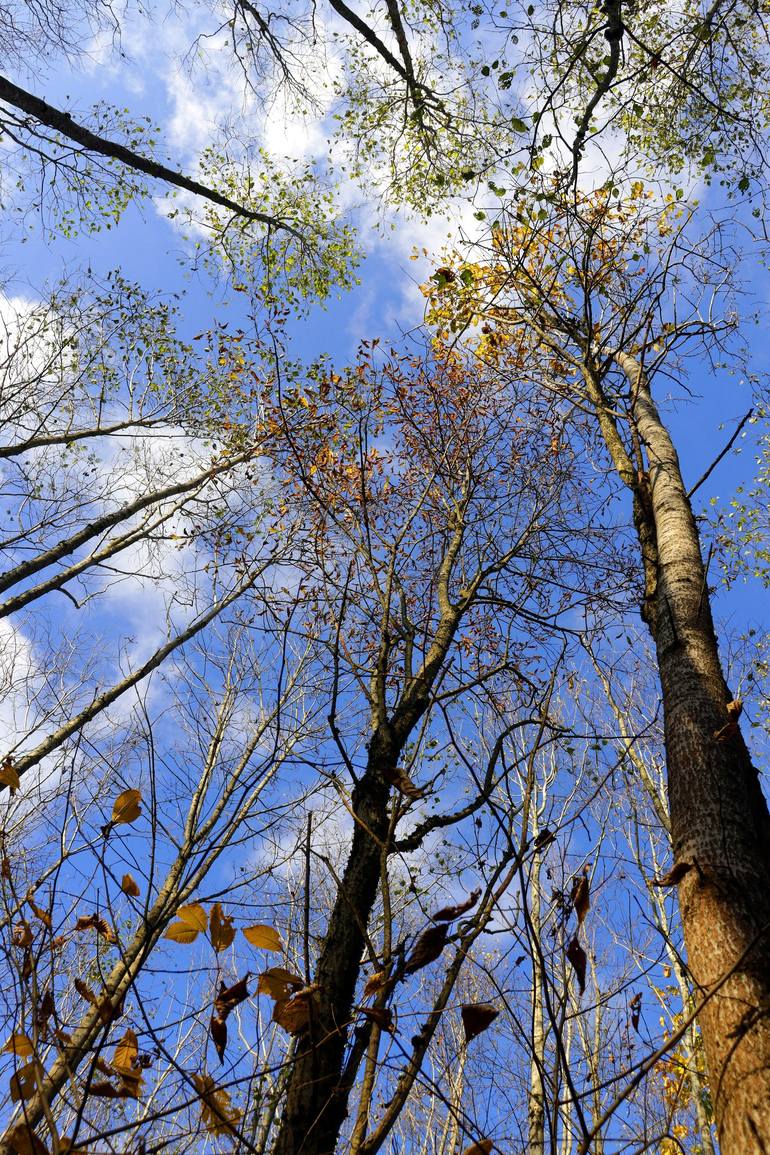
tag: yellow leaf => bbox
[0,756,20,793]
[192,1074,242,1136]
[2,1034,33,1058]
[111,789,142,826]
[164,903,207,944]
[112,1029,138,1076]
[121,874,140,897]
[209,903,235,953]
[243,924,283,952]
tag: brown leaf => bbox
[566,936,587,995]
[111,788,142,825]
[257,967,305,1001]
[5,1121,49,1155]
[382,765,426,799]
[121,873,140,897]
[34,991,55,1040]
[112,1029,138,1076]
[461,1003,499,1044]
[209,903,236,953]
[75,914,117,944]
[630,993,642,1034]
[461,1141,493,1155]
[12,922,33,949]
[2,1034,34,1058]
[714,700,742,740]
[164,903,207,944]
[571,870,590,926]
[432,888,481,922]
[242,924,283,952]
[404,924,448,975]
[9,1061,39,1102]
[1,856,11,880]
[210,1013,228,1064]
[0,756,20,794]
[192,1074,242,1136]
[73,980,115,1025]
[358,1006,395,1033]
[533,829,556,851]
[272,986,318,1035]
[215,976,251,1020]
[26,897,51,930]
[87,1080,126,1098]
[651,862,693,888]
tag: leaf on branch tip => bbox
[215,976,251,1020]
[714,699,742,741]
[404,924,448,975]
[382,765,426,799]
[121,873,140,897]
[566,936,587,994]
[243,924,283,952]
[210,1013,228,1064]
[433,888,481,922]
[571,870,590,926]
[651,862,693,887]
[209,903,236,952]
[461,1003,499,1044]
[630,992,642,1033]
[362,970,390,999]
[111,788,142,826]
[461,1141,493,1155]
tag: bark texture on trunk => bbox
[615,353,770,1154]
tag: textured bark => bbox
[272,729,393,1155]
[613,353,770,1154]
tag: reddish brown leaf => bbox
[571,869,590,926]
[358,1006,395,1033]
[383,765,426,799]
[75,914,117,944]
[651,862,693,888]
[566,936,587,994]
[404,924,449,975]
[87,1080,126,1098]
[432,888,481,923]
[630,993,642,1034]
[0,756,20,794]
[210,1014,228,1064]
[461,1003,499,1044]
[714,699,743,740]
[121,873,140,897]
[272,986,318,1035]
[34,990,55,1040]
[215,976,251,1020]
[26,897,51,930]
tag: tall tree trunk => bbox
[598,352,770,1153]
[528,850,546,1155]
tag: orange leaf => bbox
[404,924,448,975]
[3,1034,33,1058]
[209,903,236,953]
[257,967,304,1001]
[461,1141,493,1155]
[121,873,140,897]
[111,788,142,825]
[272,986,318,1035]
[164,903,207,944]
[432,888,481,922]
[9,1061,39,1102]
[75,914,116,943]
[0,756,20,794]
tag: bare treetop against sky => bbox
[0,2,769,1154]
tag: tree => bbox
[424,183,770,1150]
